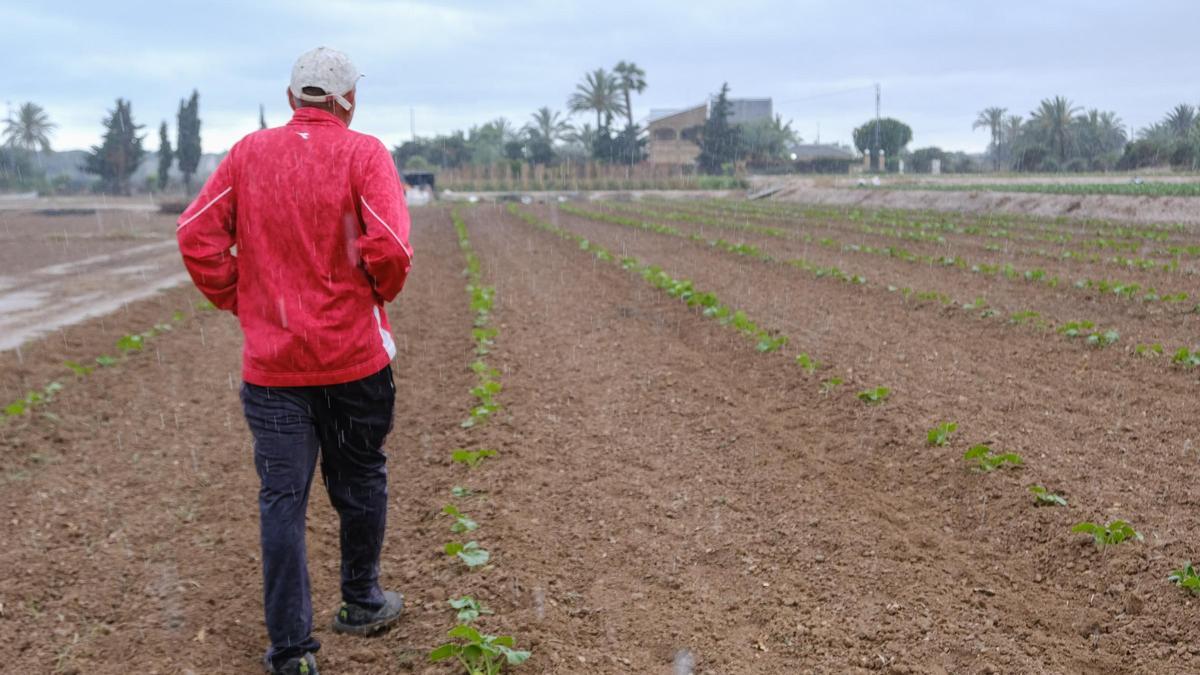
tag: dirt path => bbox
[759,177,1200,227]
[0,208,189,352]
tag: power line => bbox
[774,84,876,106]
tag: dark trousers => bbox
[240,365,395,667]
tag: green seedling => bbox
[1135,343,1164,357]
[755,333,788,353]
[451,486,476,498]
[1058,320,1095,338]
[857,386,890,405]
[451,449,497,469]
[3,400,26,416]
[1072,520,1142,551]
[1173,347,1200,368]
[196,300,216,311]
[172,310,186,322]
[795,353,820,374]
[449,596,493,624]
[1086,329,1119,348]
[442,504,479,533]
[963,444,1023,472]
[927,422,958,447]
[1029,485,1068,506]
[820,377,843,394]
[116,334,144,352]
[429,624,530,674]
[1168,562,1200,595]
[444,540,490,568]
[64,360,93,376]
[95,355,117,367]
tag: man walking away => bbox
[176,47,413,675]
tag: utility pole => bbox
[410,107,416,141]
[872,82,882,172]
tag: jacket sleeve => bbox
[355,139,413,303]
[176,152,239,314]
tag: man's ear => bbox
[286,87,298,111]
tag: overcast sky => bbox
[4,0,1198,155]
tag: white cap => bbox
[289,47,361,111]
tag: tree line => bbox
[393,65,801,176]
[1,95,203,194]
[970,98,1200,173]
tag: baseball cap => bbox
[289,47,362,111]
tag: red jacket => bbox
[176,107,413,387]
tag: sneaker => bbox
[331,590,404,636]
[263,652,318,675]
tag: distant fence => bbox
[425,162,747,192]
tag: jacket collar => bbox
[287,107,347,128]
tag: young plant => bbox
[449,596,493,624]
[795,353,820,374]
[820,377,843,394]
[451,448,497,469]
[927,422,957,447]
[1173,347,1200,368]
[1072,520,1142,551]
[63,360,94,376]
[116,334,145,352]
[451,486,476,499]
[1029,485,1068,506]
[1086,329,1119,348]
[1168,562,1200,595]
[95,355,118,367]
[857,386,890,405]
[444,540,490,568]
[429,624,530,674]
[442,504,479,533]
[963,444,1023,472]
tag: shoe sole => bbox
[330,610,403,636]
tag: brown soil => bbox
[2,202,1200,674]
[579,202,1200,354]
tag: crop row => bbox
[559,203,1200,373]
[624,199,1194,273]
[589,202,1198,314]
[928,419,1200,602]
[516,202,1200,623]
[2,304,206,424]
[435,208,531,673]
[662,196,1192,249]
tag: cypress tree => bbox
[83,99,145,195]
[157,121,173,191]
[696,83,741,175]
[176,90,201,193]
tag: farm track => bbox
[2,202,1200,673]
[578,203,1200,355]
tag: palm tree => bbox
[612,61,647,129]
[1030,96,1081,163]
[567,69,623,131]
[525,107,572,144]
[1164,104,1196,139]
[972,106,1007,170]
[3,102,56,153]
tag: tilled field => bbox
[2,201,1200,674]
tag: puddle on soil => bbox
[0,289,48,314]
[0,273,189,351]
[38,240,177,276]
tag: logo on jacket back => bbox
[295,132,310,140]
